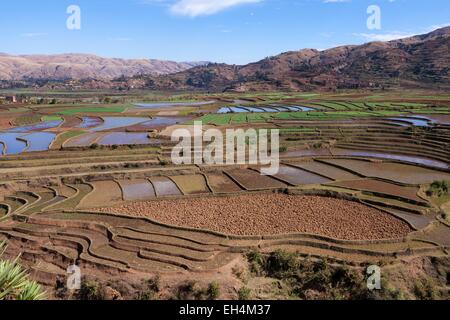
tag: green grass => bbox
[13,114,42,126]
[41,115,63,122]
[57,106,126,115]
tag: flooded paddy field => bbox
[97,133,152,146]
[321,158,450,185]
[330,149,450,170]
[149,176,182,197]
[218,105,314,114]
[270,165,332,185]
[89,117,150,132]
[117,179,156,201]
[134,101,216,109]
[76,116,104,129]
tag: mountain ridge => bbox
[137,26,450,91]
[0,53,209,81]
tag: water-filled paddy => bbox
[134,101,215,109]
[218,105,313,114]
[76,116,103,129]
[90,117,149,132]
[21,132,56,152]
[0,133,27,155]
[273,165,332,185]
[97,133,151,146]
[128,117,189,130]
[118,179,156,201]
[322,158,450,184]
[331,149,449,170]
[149,177,182,197]
[388,117,430,127]
[7,120,63,133]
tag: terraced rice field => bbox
[1,94,449,299]
[118,179,156,201]
[225,169,287,190]
[321,159,450,185]
[170,175,210,195]
[80,181,123,207]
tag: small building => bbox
[5,95,17,103]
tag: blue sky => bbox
[1,0,449,64]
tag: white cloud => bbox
[354,32,414,42]
[21,33,48,38]
[170,0,262,17]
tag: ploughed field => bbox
[94,194,412,240]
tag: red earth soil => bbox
[95,194,412,240]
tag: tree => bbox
[0,241,46,300]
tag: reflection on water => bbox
[97,133,152,146]
[90,117,150,132]
[21,132,56,152]
[76,117,103,129]
[218,106,314,114]
[134,101,215,109]
[0,133,27,155]
[8,120,62,133]
[388,117,430,127]
[332,149,449,170]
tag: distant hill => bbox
[0,53,208,81]
[141,26,450,91]
[1,26,449,91]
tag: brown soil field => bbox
[80,180,123,207]
[291,160,360,180]
[225,169,286,190]
[207,174,242,193]
[60,116,83,128]
[95,194,412,240]
[330,179,425,203]
[0,115,14,129]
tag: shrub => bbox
[414,278,438,300]
[427,180,450,197]
[207,282,220,300]
[177,280,199,300]
[238,287,252,300]
[77,280,105,300]
[265,250,298,278]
